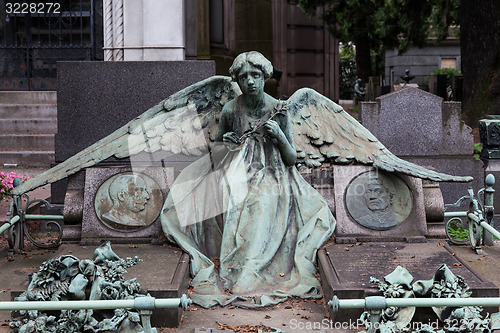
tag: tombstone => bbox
[316,87,495,323]
[54,60,215,244]
[359,87,483,216]
[10,52,496,330]
[319,163,498,323]
[47,60,215,328]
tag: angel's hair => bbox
[229,51,273,81]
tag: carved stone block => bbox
[81,166,174,242]
[333,165,427,242]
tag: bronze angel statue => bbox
[13,51,471,308]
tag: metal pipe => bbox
[24,214,64,220]
[444,211,468,218]
[481,220,500,240]
[330,295,500,311]
[0,295,191,311]
[467,212,500,239]
[0,215,20,235]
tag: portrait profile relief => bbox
[346,170,413,230]
[94,172,164,231]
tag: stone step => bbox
[0,91,57,104]
[0,134,54,151]
[0,151,55,167]
[0,104,57,119]
[0,119,57,134]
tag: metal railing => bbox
[4,294,192,333]
[1,178,63,257]
[444,174,496,254]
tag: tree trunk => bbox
[355,34,371,84]
[462,0,500,126]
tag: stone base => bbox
[318,241,499,322]
[81,166,174,242]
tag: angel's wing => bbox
[287,88,472,182]
[13,76,241,195]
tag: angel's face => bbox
[236,63,265,96]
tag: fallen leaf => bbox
[454,263,462,266]
[265,315,271,319]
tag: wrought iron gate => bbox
[0,0,96,90]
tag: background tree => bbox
[297,0,460,83]
[339,43,357,99]
[461,0,500,126]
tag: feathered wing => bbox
[13,76,241,195]
[286,88,472,182]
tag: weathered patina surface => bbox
[346,171,412,230]
[95,172,163,231]
[8,51,473,309]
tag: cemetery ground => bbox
[2,167,500,332]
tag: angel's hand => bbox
[264,119,284,140]
[222,132,240,144]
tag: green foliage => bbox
[297,0,461,78]
[339,43,357,99]
[473,143,483,160]
[447,221,470,241]
[430,67,462,87]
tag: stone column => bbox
[103,0,185,61]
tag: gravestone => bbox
[54,60,215,204]
[317,88,497,324]
[55,61,215,243]
[359,87,482,215]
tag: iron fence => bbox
[0,0,98,90]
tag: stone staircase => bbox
[0,91,57,167]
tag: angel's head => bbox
[229,51,273,82]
